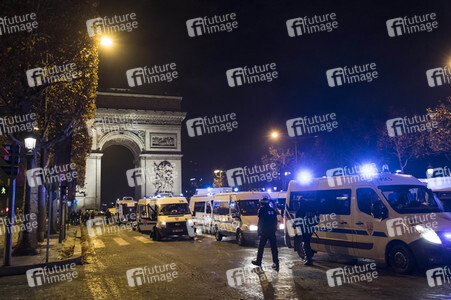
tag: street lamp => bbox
[24,136,36,154]
[271,131,279,139]
[100,36,113,47]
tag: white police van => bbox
[144,197,195,241]
[212,191,284,246]
[285,173,451,274]
[189,193,214,234]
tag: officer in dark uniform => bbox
[252,197,279,271]
[295,199,319,266]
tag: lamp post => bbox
[14,136,37,255]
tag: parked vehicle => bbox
[189,194,214,234]
[145,197,195,241]
[212,191,284,246]
[115,197,137,226]
[422,176,451,211]
[285,173,451,274]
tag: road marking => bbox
[92,239,105,248]
[113,237,130,246]
[134,236,154,243]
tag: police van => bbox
[423,176,451,211]
[285,173,451,274]
[189,194,214,234]
[142,197,195,241]
[115,197,137,225]
[212,191,284,246]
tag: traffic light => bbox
[0,186,8,195]
[0,145,20,176]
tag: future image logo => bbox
[26,64,80,88]
[226,163,278,187]
[126,63,178,87]
[0,13,38,35]
[426,267,451,287]
[86,13,138,37]
[286,13,338,37]
[426,66,451,87]
[386,114,437,137]
[326,63,378,87]
[386,13,438,37]
[286,113,338,137]
[326,263,378,287]
[186,13,238,37]
[226,63,278,87]
[186,113,238,137]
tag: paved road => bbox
[0,225,450,299]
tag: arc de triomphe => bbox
[76,90,186,210]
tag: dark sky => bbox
[97,0,451,188]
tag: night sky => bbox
[97,0,451,193]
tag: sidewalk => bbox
[0,225,82,276]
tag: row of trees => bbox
[0,0,99,253]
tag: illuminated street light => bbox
[270,131,279,139]
[100,36,113,47]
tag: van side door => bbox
[314,189,354,256]
[353,187,389,260]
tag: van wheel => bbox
[215,230,223,241]
[152,228,161,241]
[388,244,415,274]
[237,231,245,246]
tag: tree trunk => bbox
[13,153,38,255]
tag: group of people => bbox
[252,197,319,271]
[69,210,97,225]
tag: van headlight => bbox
[415,225,442,244]
[187,219,194,226]
[160,221,166,228]
[279,223,285,230]
[249,225,258,231]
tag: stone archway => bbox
[76,91,186,210]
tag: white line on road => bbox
[113,237,130,246]
[92,239,105,248]
[134,236,154,243]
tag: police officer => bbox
[295,199,319,266]
[252,197,279,271]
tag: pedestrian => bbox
[105,209,111,225]
[83,211,90,225]
[295,198,319,266]
[76,210,81,225]
[70,211,76,225]
[252,197,279,271]
[91,210,95,220]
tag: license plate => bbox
[173,229,183,232]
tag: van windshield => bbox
[238,200,260,216]
[379,185,450,214]
[159,203,190,216]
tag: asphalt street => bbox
[0,225,450,300]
